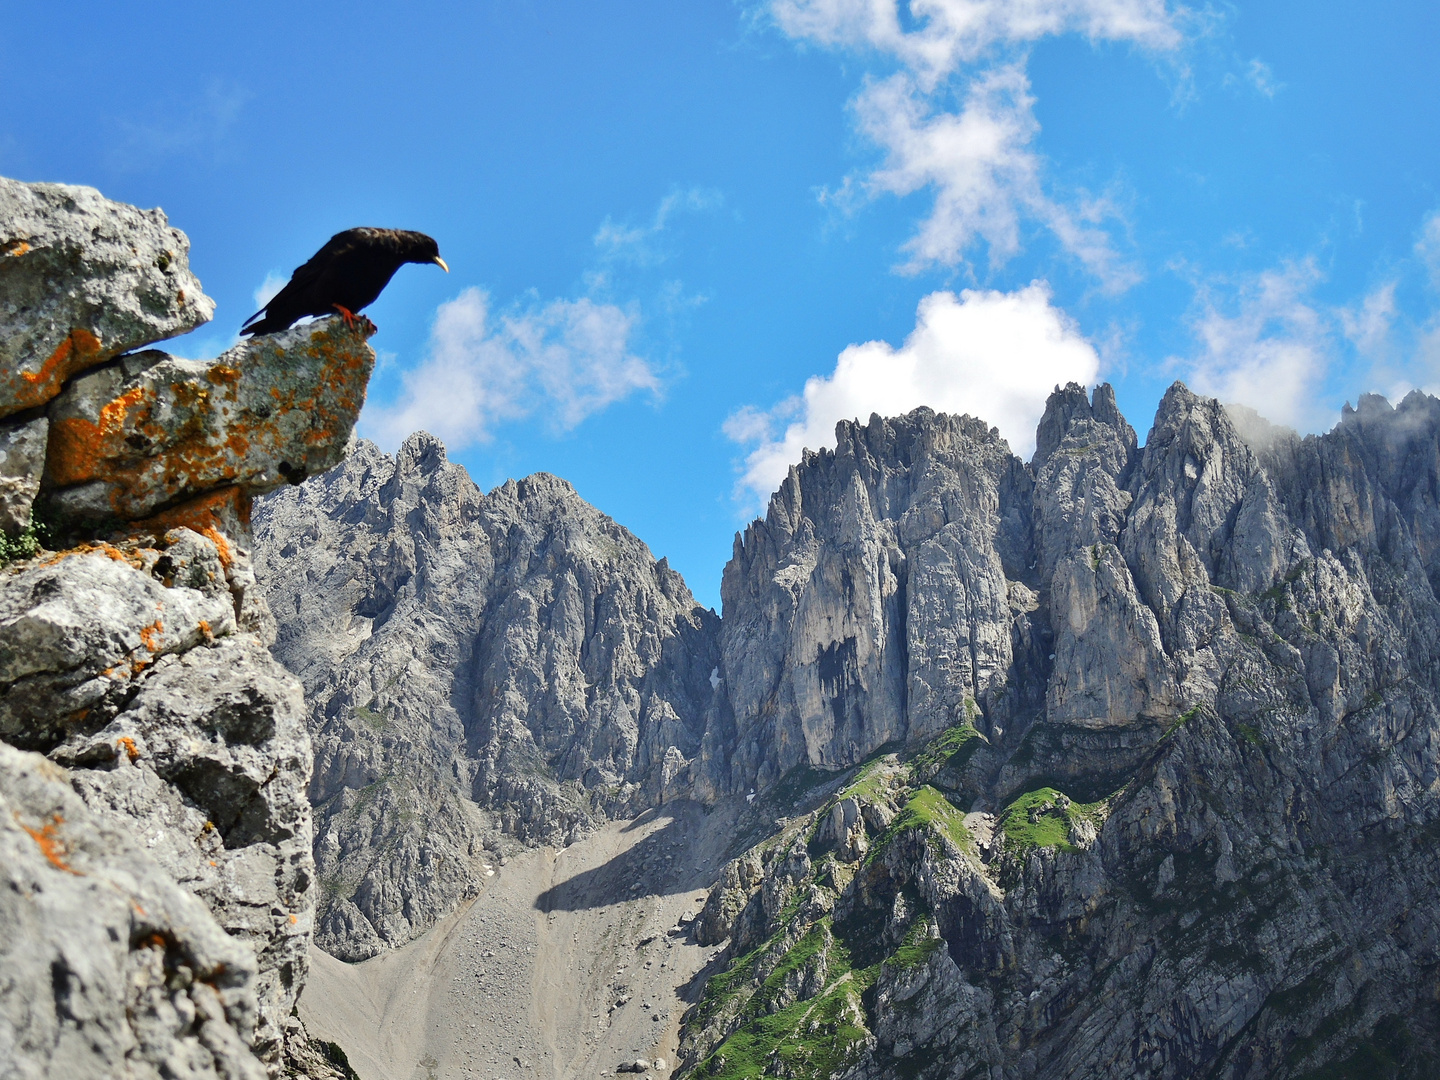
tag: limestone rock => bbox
[0,529,319,1076]
[44,316,375,527]
[676,381,1440,1080]
[0,542,236,750]
[0,741,266,1080]
[0,176,213,418]
[0,172,362,1080]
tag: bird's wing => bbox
[240,230,374,331]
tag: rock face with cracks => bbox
[0,173,362,1080]
[677,384,1440,1080]
[43,318,375,528]
[0,741,268,1080]
[0,176,213,420]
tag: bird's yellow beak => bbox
[433,256,450,273]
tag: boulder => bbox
[0,176,213,418]
[45,316,376,529]
[0,542,237,750]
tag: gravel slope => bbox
[298,799,740,1080]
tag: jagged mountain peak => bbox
[254,436,721,958]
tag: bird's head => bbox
[398,230,449,273]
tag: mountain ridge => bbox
[256,379,1440,1078]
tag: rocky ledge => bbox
[0,175,369,1079]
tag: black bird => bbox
[240,227,449,336]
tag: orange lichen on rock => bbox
[138,618,163,652]
[16,812,83,875]
[124,486,250,553]
[39,541,150,572]
[45,317,376,526]
[4,328,105,416]
[46,384,149,487]
[117,736,140,763]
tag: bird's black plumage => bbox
[240,228,448,336]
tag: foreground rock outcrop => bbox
[0,176,213,420]
[0,175,367,1079]
[254,434,721,959]
[0,741,267,1080]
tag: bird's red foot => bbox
[332,304,358,329]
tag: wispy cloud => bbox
[106,81,251,171]
[1224,57,1281,98]
[1415,209,1440,290]
[767,0,1186,285]
[1244,58,1281,97]
[363,188,721,450]
[593,187,723,266]
[1179,259,1332,431]
[362,287,658,452]
[725,281,1099,509]
[1340,281,1397,361]
[253,273,287,311]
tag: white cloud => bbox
[1225,57,1281,98]
[771,0,1180,84]
[593,187,723,266]
[1416,210,1440,290]
[725,281,1099,507]
[769,0,1184,281]
[253,273,287,310]
[1245,58,1280,98]
[363,287,658,451]
[854,63,1138,286]
[1181,259,1332,431]
[1340,281,1397,361]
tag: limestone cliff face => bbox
[253,434,721,959]
[708,408,1035,796]
[678,383,1440,1080]
[0,175,361,1080]
[256,380,1440,1080]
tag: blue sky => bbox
[4,1,1440,609]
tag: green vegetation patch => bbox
[694,918,878,1080]
[869,785,972,864]
[886,917,944,973]
[0,515,47,568]
[910,716,984,777]
[353,703,389,730]
[998,787,1107,855]
[693,974,874,1080]
[1162,705,1202,739]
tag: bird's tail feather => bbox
[239,308,268,336]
